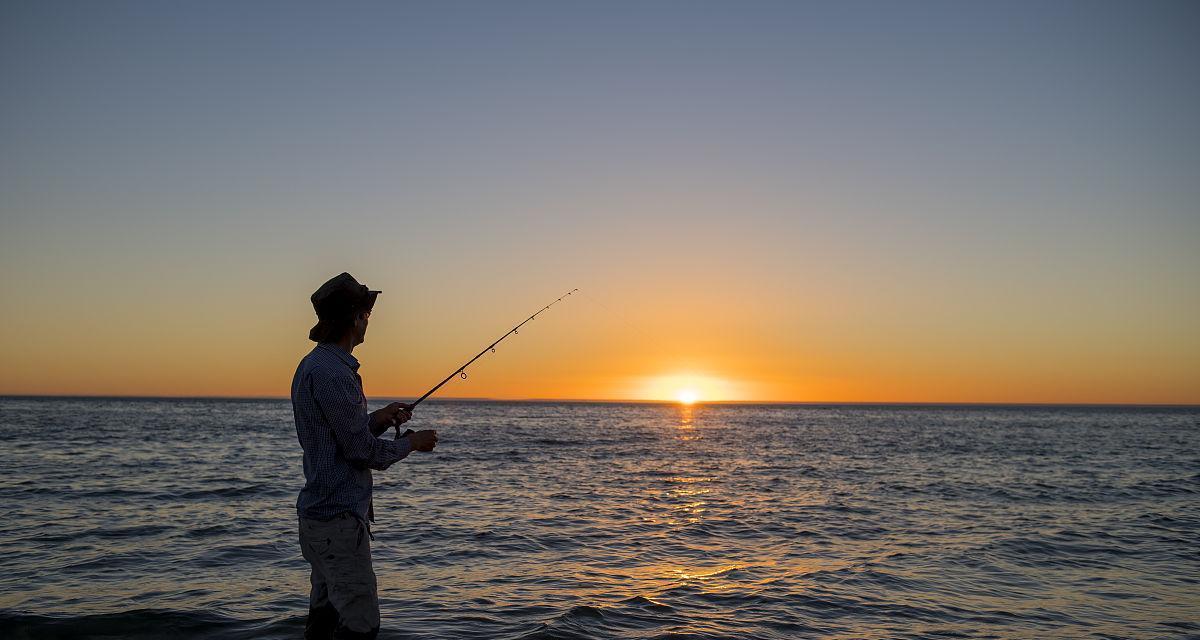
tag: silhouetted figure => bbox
[292,272,438,639]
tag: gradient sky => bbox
[2,1,1197,403]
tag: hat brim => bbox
[309,318,339,343]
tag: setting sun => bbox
[631,373,748,403]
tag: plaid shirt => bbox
[292,343,411,522]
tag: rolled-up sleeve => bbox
[316,372,412,470]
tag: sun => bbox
[637,373,739,404]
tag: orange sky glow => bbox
[2,272,1196,404]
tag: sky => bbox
[2,1,1197,403]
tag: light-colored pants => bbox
[299,514,379,638]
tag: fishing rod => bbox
[403,288,578,413]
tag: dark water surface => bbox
[1,398,1197,639]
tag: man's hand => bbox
[369,402,412,434]
[407,429,438,452]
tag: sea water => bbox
[0,398,1197,639]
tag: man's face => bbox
[353,309,371,345]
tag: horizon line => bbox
[1,393,1197,408]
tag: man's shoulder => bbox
[299,347,354,383]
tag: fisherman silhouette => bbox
[291,272,437,639]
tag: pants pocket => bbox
[306,536,334,557]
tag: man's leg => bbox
[301,515,380,639]
[300,519,340,640]
[326,518,380,639]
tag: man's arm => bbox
[317,374,412,470]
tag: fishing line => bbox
[403,288,579,413]
[575,289,659,344]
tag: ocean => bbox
[0,398,1197,639]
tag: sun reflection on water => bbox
[616,556,852,599]
[676,403,702,441]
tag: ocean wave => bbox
[0,609,301,640]
[175,483,289,499]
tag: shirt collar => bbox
[317,343,360,372]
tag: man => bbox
[292,272,438,639]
